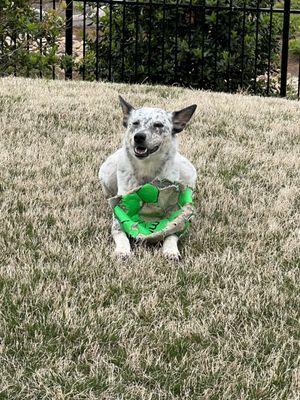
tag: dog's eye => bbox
[132,121,140,126]
[154,122,164,128]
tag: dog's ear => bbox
[119,95,135,128]
[172,104,197,134]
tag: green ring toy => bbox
[109,179,194,242]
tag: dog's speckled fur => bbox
[99,97,197,259]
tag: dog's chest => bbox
[136,161,162,182]
[126,159,179,189]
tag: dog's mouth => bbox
[134,145,160,159]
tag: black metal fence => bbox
[3,0,300,99]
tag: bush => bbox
[80,0,282,94]
[289,0,300,37]
[289,37,300,58]
[0,0,63,77]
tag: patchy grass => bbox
[0,77,299,400]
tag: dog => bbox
[99,96,197,260]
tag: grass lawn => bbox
[0,77,299,399]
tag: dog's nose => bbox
[134,132,146,144]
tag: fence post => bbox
[280,0,291,97]
[65,0,73,79]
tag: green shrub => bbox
[289,0,300,58]
[0,0,63,77]
[289,37,300,57]
[80,0,282,94]
[290,0,300,37]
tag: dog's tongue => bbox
[135,146,147,155]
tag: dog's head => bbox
[119,96,197,160]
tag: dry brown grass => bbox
[0,77,299,399]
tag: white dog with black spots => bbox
[99,96,197,260]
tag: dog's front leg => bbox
[162,234,181,261]
[112,217,131,259]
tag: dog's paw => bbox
[115,249,132,260]
[163,249,181,261]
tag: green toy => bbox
[109,179,194,242]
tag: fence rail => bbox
[67,0,300,98]
[1,0,300,99]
